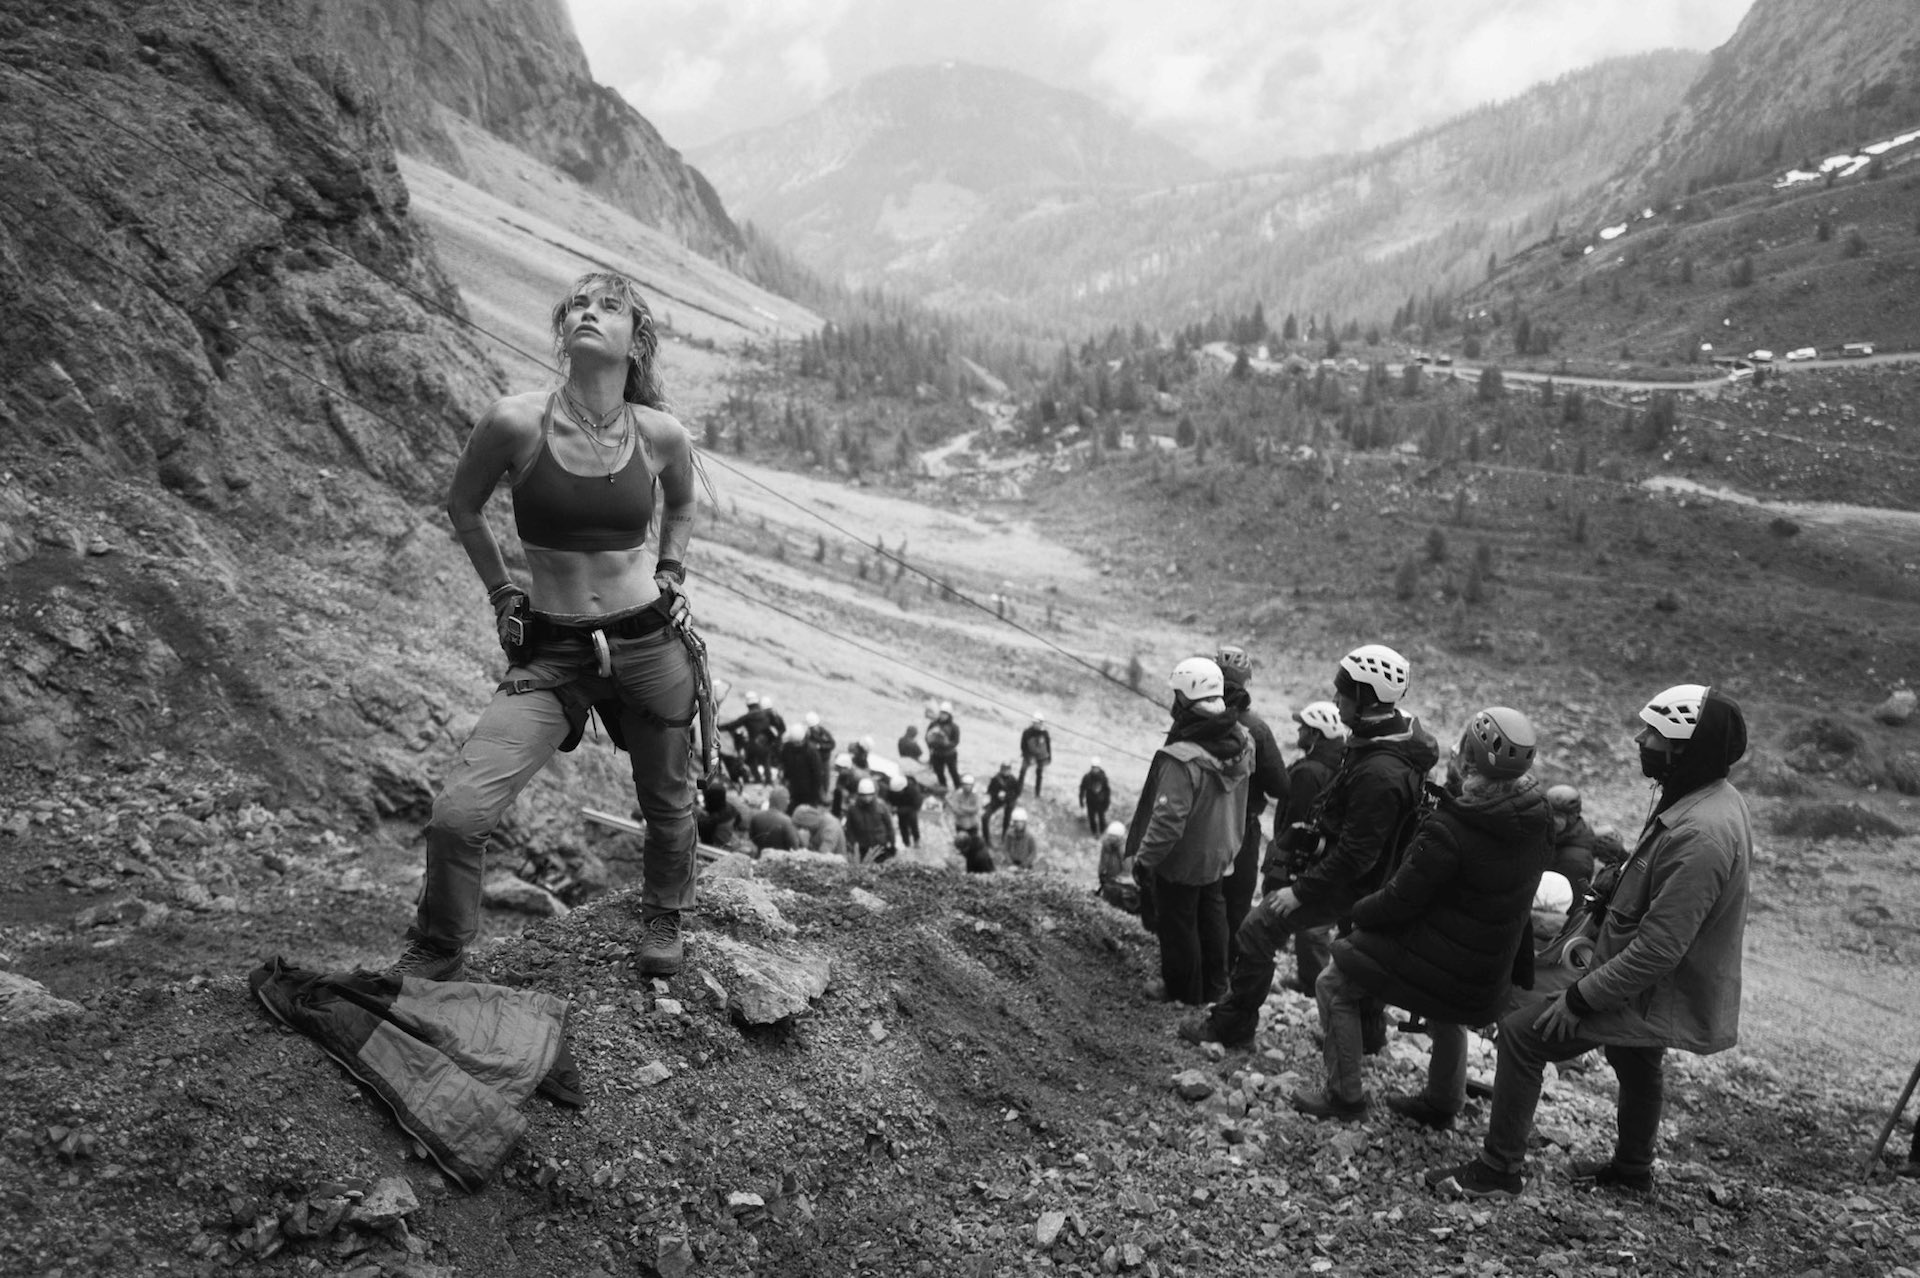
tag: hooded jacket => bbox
[1020,724,1052,764]
[778,738,827,808]
[843,795,896,858]
[1567,689,1751,1053]
[790,804,847,858]
[748,789,802,851]
[1079,766,1111,809]
[1293,712,1440,911]
[1223,684,1290,822]
[1126,704,1255,885]
[1002,825,1039,869]
[1334,778,1553,1026]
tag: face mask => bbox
[1639,744,1677,781]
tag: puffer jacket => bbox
[843,796,896,858]
[249,958,581,1190]
[1126,707,1255,885]
[1293,713,1440,911]
[1334,779,1553,1026]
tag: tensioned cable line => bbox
[1,186,1159,765]
[10,64,1167,707]
[704,574,1154,765]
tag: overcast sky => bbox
[567,0,1752,169]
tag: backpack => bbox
[1283,762,1434,883]
[925,724,951,752]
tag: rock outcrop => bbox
[308,0,742,264]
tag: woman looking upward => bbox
[385,271,704,982]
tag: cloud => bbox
[569,0,1751,165]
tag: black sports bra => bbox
[511,392,654,552]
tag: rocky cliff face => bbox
[1614,0,1920,198]
[0,0,505,796]
[308,0,743,265]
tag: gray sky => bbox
[568,0,1752,169]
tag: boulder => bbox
[0,971,84,1023]
[1035,1210,1068,1247]
[700,876,795,938]
[1170,1069,1216,1102]
[1871,688,1916,727]
[701,934,832,1024]
[480,874,569,918]
[345,1177,418,1229]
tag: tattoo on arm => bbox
[660,509,695,560]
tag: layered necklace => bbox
[560,382,632,482]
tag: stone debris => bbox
[1872,688,1915,726]
[479,873,568,918]
[636,1061,673,1086]
[702,933,832,1024]
[1034,1209,1067,1247]
[849,887,889,912]
[0,970,84,1023]
[1171,1069,1216,1102]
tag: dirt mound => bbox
[1770,801,1908,842]
[7,855,1920,1277]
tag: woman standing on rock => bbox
[384,271,705,983]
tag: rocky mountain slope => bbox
[1611,0,1920,202]
[691,61,1214,290]
[698,52,1700,334]
[306,0,742,264]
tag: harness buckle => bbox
[503,677,537,695]
[592,629,612,678]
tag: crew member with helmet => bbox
[1002,808,1040,869]
[1294,708,1552,1123]
[1428,684,1752,1199]
[1544,784,1624,908]
[1096,819,1136,912]
[1263,701,1349,993]
[949,774,990,872]
[926,701,962,790]
[1079,757,1112,836]
[1184,643,1438,1048]
[778,722,827,809]
[748,786,802,852]
[1215,645,1292,938]
[886,771,924,848]
[984,760,1023,846]
[1128,657,1255,1006]
[804,711,836,774]
[385,270,704,983]
[844,776,898,864]
[719,693,777,784]
[1018,713,1054,797]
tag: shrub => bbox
[1462,557,1487,605]
[1426,527,1450,562]
[1394,555,1420,601]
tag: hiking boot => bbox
[1278,975,1314,996]
[1289,1087,1369,1122]
[637,911,685,976]
[1425,1158,1523,1200]
[1570,1157,1653,1194]
[383,941,465,983]
[1177,1014,1253,1052]
[1385,1092,1457,1131]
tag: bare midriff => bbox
[523,544,661,617]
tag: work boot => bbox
[1385,1092,1457,1131]
[1177,1014,1253,1052]
[383,941,465,983]
[1425,1158,1523,1200]
[1569,1157,1653,1194]
[1289,1087,1369,1122]
[637,911,685,976]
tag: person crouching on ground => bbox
[386,270,703,983]
[1427,684,1751,1200]
[1002,808,1039,869]
[1293,707,1551,1123]
[1127,657,1254,1006]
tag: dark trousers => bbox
[896,807,921,847]
[1223,821,1263,938]
[1294,926,1333,989]
[1208,892,1343,1038]
[1018,758,1047,796]
[1480,1003,1666,1177]
[1084,802,1108,836]
[930,752,960,790]
[1153,875,1229,1006]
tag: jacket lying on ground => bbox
[1335,778,1553,1026]
[250,957,583,1190]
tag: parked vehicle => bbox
[1784,347,1817,361]
[1842,341,1875,358]
[1746,349,1775,364]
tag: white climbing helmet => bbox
[1339,643,1410,705]
[1293,701,1348,741]
[745,691,761,707]
[1105,821,1126,839]
[1089,757,1101,769]
[856,777,877,795]
[1011,808,1028,824]
[805,711,820,727]
[1032,711,1045,724]
[1167,656,1225,702]
[1639,684,1709,741]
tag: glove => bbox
[488,581,531,658]
[653,565,692,630]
